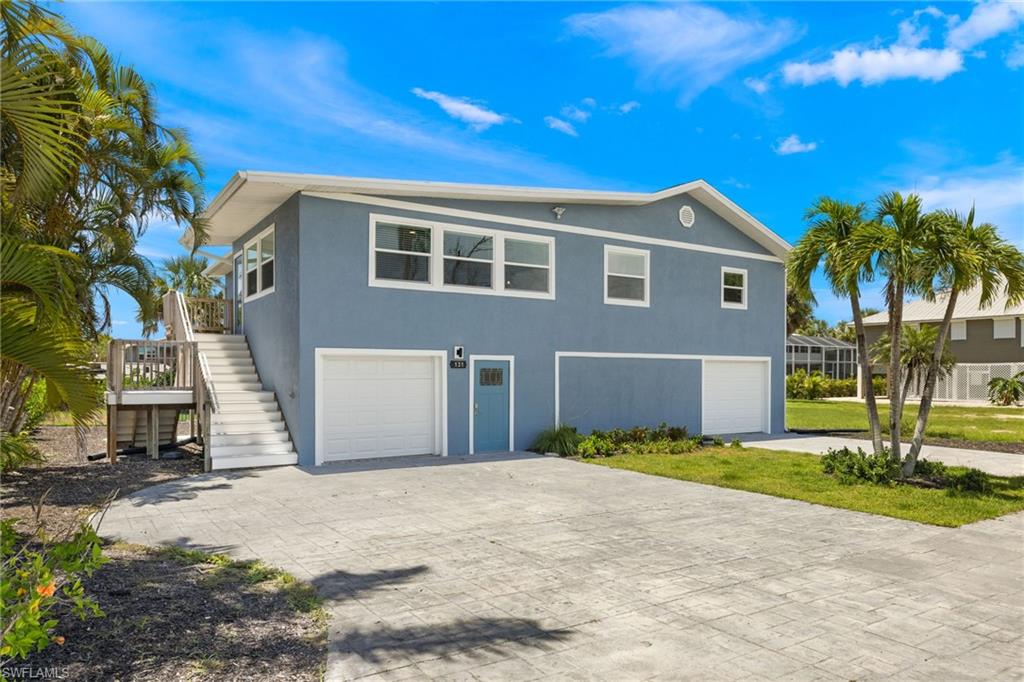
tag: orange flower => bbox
[53,636,65,645]
[36,582,56,598]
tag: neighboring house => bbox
[190,171,791,469]
[785,335,858,379]
[861,284,1024,401]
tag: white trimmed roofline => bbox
[189,170,792,259]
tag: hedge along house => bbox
[188,172,791,469]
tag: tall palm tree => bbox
[848,192,938,463]
[903,208,1024,475]
[870,325,956,418]
[788,197,884,454]
[160,255,218,298]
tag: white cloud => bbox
[580,96,597,108]
[946,1,1024,51]
[743,76,770,94]
[566,3,800,105]
[544,116,578,137]
[561,104,591,123]
[1007,42,1024,69]
[774,134,817,155]
[721,177,750,189]
[618,100,640,114]
[783,46,963,86]
[411,88,512,131]
[896,6,946,48]
[904,156,1024,247]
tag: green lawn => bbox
[589,447,1024,527]
[787,400,1024,444]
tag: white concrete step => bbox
[211,441,295,458]
[204,356,255,368]
[210,420,286,435]
[210,379,262,392]
[215,401,281,415]
[210,451,298,470]
[201,348,252,359]
[211,431,291,447]
[217,390,276,403]
[212,408,282,422]
[196,333,246,344]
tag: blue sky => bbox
[63,1,1024,337]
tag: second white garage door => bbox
[702,360,769,435]
[318,353,441,462]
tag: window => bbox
[504,238,550,293]
[375,222,431,283]
[444,231,493,288]
[951,320,967,341]
[721,267,747,310]
[369,215,554,299]
[993,318,1015,339]
[244,225,275,300]
[604,245,649,307]
[480,367,503,386]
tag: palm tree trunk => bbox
[850,295,884,454]
[900,369,914,420]
[904,290,959,477]
[887,280,905,463]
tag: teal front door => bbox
[473,360,510,453]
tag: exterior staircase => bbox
[195,333,297,470]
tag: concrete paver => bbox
[99,453,1024,680]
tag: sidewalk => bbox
[741,434,1024,477]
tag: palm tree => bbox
[903,209,1024,475]
[788,197,884,454]
[847,192,939,463]
[159,255,219,298]
[786,288,814,335]
[870,325,956,418]
[988,371,1024,406]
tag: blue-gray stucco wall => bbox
[273,191,788,465]
[231,194,300,443]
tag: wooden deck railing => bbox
[107,340,198,399]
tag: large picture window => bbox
[604,245,649,307]
[244,225,275,300]
[369,215,554,299]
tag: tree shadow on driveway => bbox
[311,565,430,601]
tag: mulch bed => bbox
[17,543,326,682]
[2,426,327,681]
[792,429,1024,456]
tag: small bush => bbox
[872,376,888,397]
[530,425,583,457]
[911,458,948,481]
[786,370,857,400]
[1,519,107,663]
[821,446,899,485]
[576,423,699,458]
[946,468,991,494]
[20,380,49,432]
[0,432,44,473]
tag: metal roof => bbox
[786,334,856,349]
[861,282,1024,325]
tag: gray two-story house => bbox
[190,172,790,469]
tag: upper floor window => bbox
[993,318,1015,339]
[951,320,967,341]
[244,225,275,300]
[369,215,554,299]
[721,266,747,310]
[604,245,649,307]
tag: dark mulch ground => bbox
[1,426,203,534]
[819,431,1024,455]
[2,426,327,681]
[18,544,326,682]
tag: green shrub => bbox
[872,376,888,397]
[730,438,742,448]
[20,380,49,432]
[786,370,858,400]
[576,423,699,458]
[945,468,991,494]
[1,519,107,663]
[0,432,44,473]
[911,458,948,481]
[821,446,899,485]
[530,425,583,457]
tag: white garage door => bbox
[703,360,768,435]
[319,354,439,462]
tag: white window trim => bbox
[368,213,555,300]
[950,320,967,341]
[993,317,1015,340]
[243,224,276,303]
[468,355,515,455]
[721,266,748,310]
[313,348,448,465]
[603,244,650,308]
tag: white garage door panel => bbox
[320,355,438,461]
[703,361,767,435]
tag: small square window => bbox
[993,318,1015,339]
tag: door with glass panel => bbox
[473,360,511,453]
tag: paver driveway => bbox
[101,453,1024,681]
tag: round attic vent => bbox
[678,205,696,228]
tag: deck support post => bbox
[106,405,118,463]
[148,404,160,460]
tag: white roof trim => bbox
[192,171,791,259]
